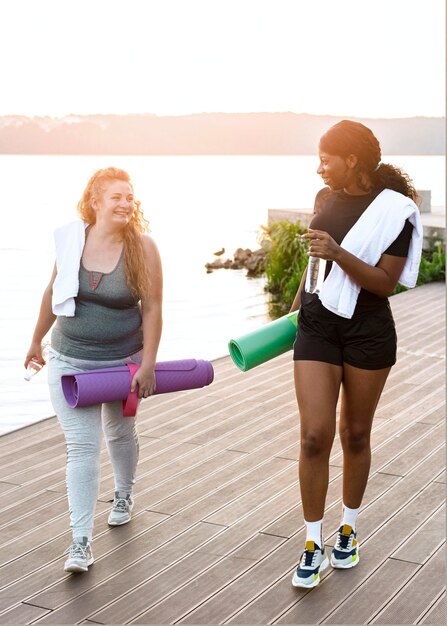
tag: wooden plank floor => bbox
[0,282,445,625]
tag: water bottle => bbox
[24,343,50,381]
[305,257,327,294]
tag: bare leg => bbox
[294,361,343,521]
[340,363,391,508]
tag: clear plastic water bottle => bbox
[24,343,50,381]
[305,257,327,294]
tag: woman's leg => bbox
[292,360,343,587]
[294,360,343,522]
[48,354,103,541]
[339,363,392,509]
[102,401,139,495]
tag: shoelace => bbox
[301,549,317,568]
[336,532,353,551]
[67,542,89,559]
[112,498,130,512]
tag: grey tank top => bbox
[51,250,143,360]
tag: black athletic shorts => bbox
[293,297,397,370]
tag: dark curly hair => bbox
[319,120,419,203]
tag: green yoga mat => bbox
[228,311,299,371]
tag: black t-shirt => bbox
[302,187,414,314]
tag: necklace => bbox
[89,271,104,291]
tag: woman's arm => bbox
[303,229,407,298]
[24,263,58,367]
[289,266,308,312]
[131,235,163,398]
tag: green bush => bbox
[393,241,445,295]
[417,241,446,283]
[260,220,308,315]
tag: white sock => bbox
[342,504,360,531]
[304,519,323,547]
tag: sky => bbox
[2,0,445,119]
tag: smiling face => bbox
[316,150,358,191]
[92,179,135,226]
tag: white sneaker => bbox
[108,492,134,526]
[64,537,94,573]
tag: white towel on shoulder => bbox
[319,189,423,319]
[52,220,88,316]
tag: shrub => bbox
[260,220,308,315]
[393,241,445,294]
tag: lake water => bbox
[0,154,444,434]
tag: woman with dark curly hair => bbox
[25,167,163,573]
[289,120,422,588]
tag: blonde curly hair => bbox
[77,167,150,300]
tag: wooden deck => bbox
[0,282,445,625]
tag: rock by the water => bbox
[245,249,265,275]
[205,247,265,275]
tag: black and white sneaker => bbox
[292,540,329,588]
[331,524,359,569]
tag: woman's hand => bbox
[24,341,47,369]
[131,364,156,399]
[301,229,340,261]
[302,229,408,298]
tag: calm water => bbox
[0,154,444,434]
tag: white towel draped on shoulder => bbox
[319,189,423,319]
[52,220,88,316]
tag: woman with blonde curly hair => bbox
[25,167,163,573]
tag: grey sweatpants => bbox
[48,348,141,540]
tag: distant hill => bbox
[0,113,444,155]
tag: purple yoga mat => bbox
[61,359,214,416]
